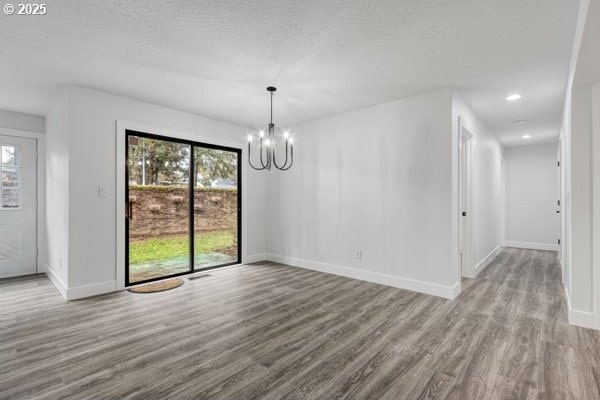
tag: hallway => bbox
[1,248,598,399]
[457,248,596,399]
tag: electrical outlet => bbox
[97,185,107,198]
[355,250,362,260]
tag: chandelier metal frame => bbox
[247,86,294,171]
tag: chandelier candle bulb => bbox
[247,86,294,171]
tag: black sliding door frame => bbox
[125,129,242,286]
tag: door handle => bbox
[126,202,133,219]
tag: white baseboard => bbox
[450,281,461,298]
[66,280,117,300]
[569,309,594,329]
[469,245,501,278]
[266,253,460,300]
[564,286,595,329]
[45,265,117,301]
[244,253,267,264]
[503,241,559,251]
[45,264,67,300]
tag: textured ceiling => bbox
[0,0,580,146]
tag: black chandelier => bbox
[247,86,294,171]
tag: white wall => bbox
[45,89,70,289]
[569,84,594,314]
[503,143,559,248]
[266,89,459,299]
[0,109,44,133]
[46,85,267,297]
[559,0,595,328]
[452,92,503,275]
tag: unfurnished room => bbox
[2,1,600,399]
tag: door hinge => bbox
[558,161,560,167]
[558,239,561,245]
[558,199,560,206]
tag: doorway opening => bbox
[459,122,474,278]
[125,130,241,286]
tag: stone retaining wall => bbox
[128,186,237,238]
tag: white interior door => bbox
[459,124,474,277]
[557,141,562,261]
[460,136,468,274]
[0,135,36,278]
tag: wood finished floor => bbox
[1,248,600,399]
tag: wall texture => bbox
[267,89,458,298]
[0,109,45,133]
[45,89,70,288]
[503,143,559,247]
[569,84,594,314]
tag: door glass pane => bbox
[193,147,239,269]
[2,188,19,208]
[0,146,20,209]
[127,135,191,284]
[1,146,18,166]
[2,168,19,187]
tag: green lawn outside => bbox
[129,229,237,264]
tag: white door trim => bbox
[592,84,600,330]
[115,120,247,290]
[0,127,44,277]
[458,117,475,278]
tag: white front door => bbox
[0,135,37,278]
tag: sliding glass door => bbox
[193,146,240,269]
[126,130,241,286]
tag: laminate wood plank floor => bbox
[1,247,599,399]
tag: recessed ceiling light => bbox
[514,119,527,124]
[506,94,522,101]
[521,134,532,139]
